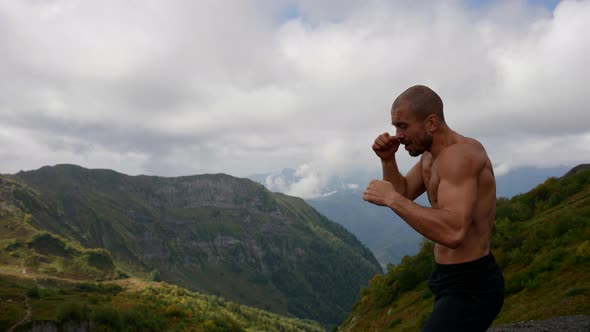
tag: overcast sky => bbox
[0,0,588,198]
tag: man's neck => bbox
[428,126,458,159]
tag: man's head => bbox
[391,85,445,157]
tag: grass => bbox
[494,268,590,324]
[340,263,590,331]
[338,172,590,331]
[0,269,325,331]
[0,275,27,329]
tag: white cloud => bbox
[0,0,588,195]
[284,139,352,198]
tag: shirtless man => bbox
[363,85,504,331]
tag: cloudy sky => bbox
[0,0,588,198]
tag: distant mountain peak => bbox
[564,163,590,177]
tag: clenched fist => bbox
[363,179,398,207]
[372,132,400,161]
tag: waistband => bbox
[428,252,504,297]
[434,253,496,272]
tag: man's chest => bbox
[422,159,440,206]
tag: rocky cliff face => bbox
[9,164,381,325]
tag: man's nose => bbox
[395,128,404,138]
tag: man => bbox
[363,85,504,331]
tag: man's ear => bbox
[426,114,439,133]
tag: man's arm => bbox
[382,158,425,200]
[372,132,425,200]
[364,146,479,248]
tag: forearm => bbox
[387,192,466,248]
[381,158,407,196]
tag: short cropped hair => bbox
[392,85,445,123]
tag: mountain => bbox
[250,166,571,267]
[307,190,423,269]
[564,163,590,177]
[249,169,427,267]
[0,174,325,331]
[337,165,590,331]
[495,165,570,198]
[1,164,382,326]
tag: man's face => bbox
[391,103,432,157]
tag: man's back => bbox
[420,135,496,264]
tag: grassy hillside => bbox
[0,176,117,282]
[0,273,324,331]
[2,164,382,326]
[307,190,422,267]
[0,175,324,331]
[338,168,590,331]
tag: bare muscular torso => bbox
[421,136,496,264]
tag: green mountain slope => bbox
[0,177,324,331]
[2,164,381,326]
[307,190,422,267]
[0,174,118,282]
[0,273,325,331]
[338,167,590,331]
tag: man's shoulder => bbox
[441,139,485,160]
[438,140,487,177]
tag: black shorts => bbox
[422,253,505,332]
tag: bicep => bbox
[405,161,425,200]
[437,176,477,223]
[436,154,479,229]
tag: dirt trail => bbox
[7,294,31,332]
[489,315,590,332]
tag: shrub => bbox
[565,287,588,297]
[421,289,433,299]
[4,240,21,251]
[148,269,161,282]
[93,306,123,329]
[27,231,69,256]
[27,286,40,298]
[388,318,403,328]
[576,241,590,258]
[122,304,167,331]
[165,304,183,318]
[74,283,122,295]
[84,248,114,270]
[113,268,130,280]
[365,240,434,309]
[56,302,90,322]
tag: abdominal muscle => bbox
[434,231,491,264]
